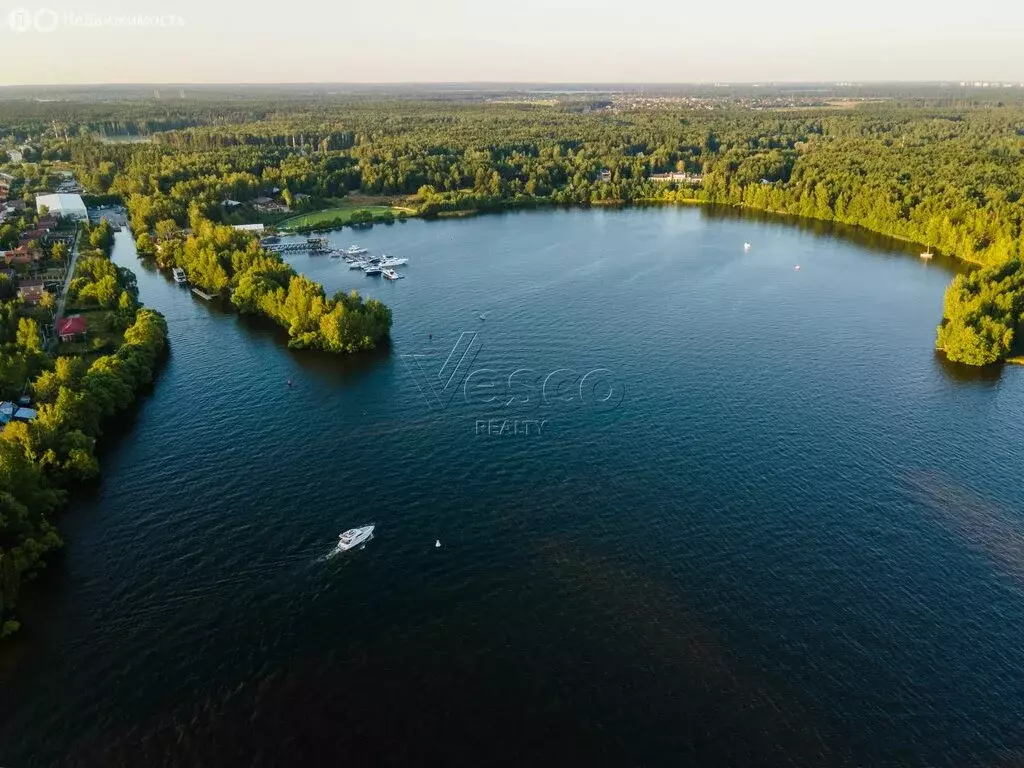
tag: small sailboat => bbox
[920,250,934,260]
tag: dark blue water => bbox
[2,207,1023,767]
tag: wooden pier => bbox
[191,287,216,300]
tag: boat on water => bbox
[379,256,409,268]
[337,525,375,551]
[348,260,367,269]
[172,267,187,284]
[364,265,382,276]
[743,242,752,250]
[260,235,280,245]
[920,251,934,260]
[382,268,404,280]
[346,245,368,256]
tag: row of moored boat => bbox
[333,244,407,279]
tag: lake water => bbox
[2,207,1024,767]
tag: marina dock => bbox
[191,287,216,300]
[265,237,329,254]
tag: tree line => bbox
[21,97,1023,364]
[0,221,168,637]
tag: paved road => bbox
[50,225,82,347]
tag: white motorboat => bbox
[348,260,367,269]
[382,268,404,280]
[743,242,752,251]
[346,245,368,256]
[172,267,187,284]
[920,251,934,260]
[337,525,375,551]
[378,256,409,268]
[364,265,382,275]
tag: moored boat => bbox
[172,267,187,284]
[363,265,382,275]
[382,268,404,280]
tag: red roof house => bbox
[58,315,88,342]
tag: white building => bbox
[231,223,265,232]
[36,193,88,220]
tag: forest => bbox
[0,221,168,636]
[4,93,1023,364]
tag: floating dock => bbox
[265,237,329,254]
[191,287,215,300]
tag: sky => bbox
[1,0,1023,86]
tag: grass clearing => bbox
[278,204,394,229]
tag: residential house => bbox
[18,277,45,305]
[57,315,88,342]
[5,245,42,268]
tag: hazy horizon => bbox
[2,0,1023,86]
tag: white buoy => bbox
[794,265,801,271]
[435,539,441,548]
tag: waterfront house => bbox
[57,315,88,342]
[648,171,705,184]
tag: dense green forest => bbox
[5,93,1024,364]
[0,221,168,636]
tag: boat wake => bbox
[314,546,344,563]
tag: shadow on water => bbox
[697,204,972,271]
[934,351,1006,387]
